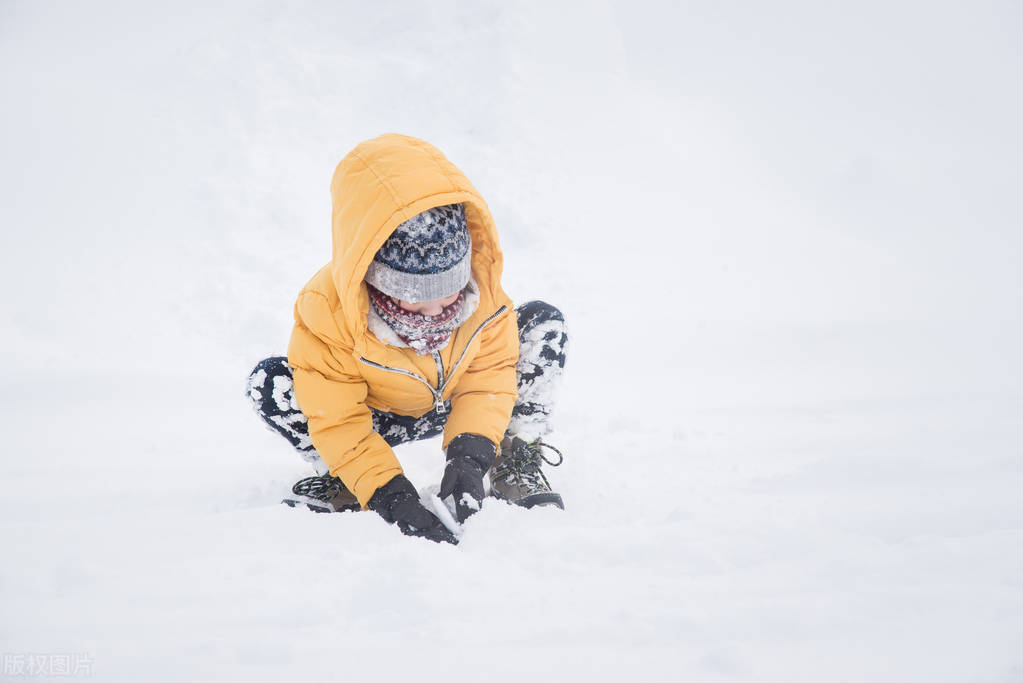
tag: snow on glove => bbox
[368,474,459,545]
[439,433,497,523]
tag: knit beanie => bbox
[364,204,472,303]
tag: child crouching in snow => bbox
[246,134,567,545]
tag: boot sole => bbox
[493,491,564,510]
[282,496,361,514]
[520,492,564,510]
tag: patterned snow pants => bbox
[247,301,567,474]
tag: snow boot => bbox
[489,436,565,510]
[282,474,361,513]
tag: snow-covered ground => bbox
[2,1,1021,680]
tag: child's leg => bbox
[507,300,568,441]
[488,301,569,510]
[246,356,449,473]
[247,357,325,472]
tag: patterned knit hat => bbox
[365,203,472,303]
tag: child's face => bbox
[393,291,460,317]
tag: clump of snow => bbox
[459,492,481,512]
[428,493,462,538]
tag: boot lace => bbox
[499,438,564,492]
[292,474,343,501]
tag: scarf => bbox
[367,284,466,355]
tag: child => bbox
[246,134,567,545]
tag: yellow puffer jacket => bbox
[287,134,519,508]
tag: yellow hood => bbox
[329,133,506,336]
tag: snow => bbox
[427,493,463,539]
[2,1,1022,681]
[458,493,480,512]
[508,316,566,441]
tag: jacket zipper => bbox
[358,304,509,414]
[430,351,446,413]
[356,357,441,409]
[439,305,509,393]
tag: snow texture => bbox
[2,1,1022,681]
[508,317,568,441]
[459,492,480,512]
[428,493,463,539]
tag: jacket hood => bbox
[329,134,506,336]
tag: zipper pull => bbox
[431,351,447,414]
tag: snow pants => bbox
[247,300,567,473]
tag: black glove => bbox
[368,474,458,545]
[439,433,497,523]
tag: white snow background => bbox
[2,1,1021,680]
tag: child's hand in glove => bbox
[439,433,497,523]
[369,474,459,545]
